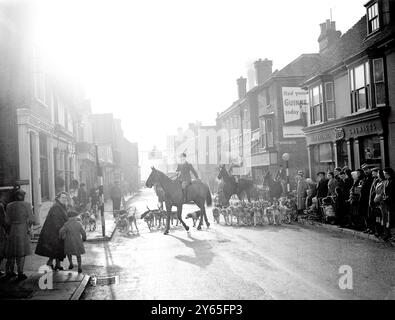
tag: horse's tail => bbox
[206,188,213,207]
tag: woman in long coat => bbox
[59,210,87,273]
[296,172,308,215]
[4,189,35,281]
[35,192,68,270]
[0,194,8,276]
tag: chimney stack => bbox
[237,76,247,99]
[318,19,341,53]
[254,58,273,86]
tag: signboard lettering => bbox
[282,87,309,123]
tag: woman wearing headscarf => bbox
[35,192,68,270]
[4,189,35,281]
[382,168,395,242]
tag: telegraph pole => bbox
[95,145,106,237]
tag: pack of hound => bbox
[212,196,297,227]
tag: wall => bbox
[386,50,395,168]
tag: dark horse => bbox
[145,167,212,234]
[263,170,283,200]
[217,164,254,205]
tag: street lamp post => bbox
[282,153,290,194]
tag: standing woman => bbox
[349,170,364,230]
[383,168,395,241]
[4,189,35,281]
[373,170,386,238]
[0,193,8,276]
[35,192,68,270]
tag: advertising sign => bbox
[282,87,309,124]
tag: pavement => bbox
[2,188,394,300]
[0,192,138,300]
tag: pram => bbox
[318,196,336,224]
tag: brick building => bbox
[302,0,395,175]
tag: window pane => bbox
[350,70,354,91]
[365,62,370,84]
[355,65,365,89]
[325,83,333,100]
[358,88,367,109]
[373,59,384,82]
[267,119,272,132]
[313,86,320,105]
[375,82,386,105]
[327,101,335,119]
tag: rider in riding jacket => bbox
[176,153,199,203]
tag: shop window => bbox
[309,85,322,124]
[319,143,333,163]
[367,2,380,34]
[373,58,386,106]
[350,62,371,112]
[39,134,49,200]
[336,140,349,169]
[360,136,381,166]
[325,82,335,120]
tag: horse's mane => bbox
[155,169,173,183]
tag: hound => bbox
[186,210,202,227]
[220,207,231,225]
[212,207,220,224]
[126,206,139,233]
[81,210,96,232]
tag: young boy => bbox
[59,210,87,273]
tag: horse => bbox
[217,164,254,205]
[263,170,283,201]
[145,167,212,234]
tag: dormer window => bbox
[367,2,380,34]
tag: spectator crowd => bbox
[294,164,395,242]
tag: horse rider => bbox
[176,153,199,203]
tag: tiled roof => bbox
[304,14,395,82]
[273,53,322,78]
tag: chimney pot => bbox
[237,77,247,99]
[254,58,273,86]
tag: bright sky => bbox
[24,0,366,158]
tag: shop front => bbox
[251,151,278,184]
[304,109,388,176]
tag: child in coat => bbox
[59,210,87,273]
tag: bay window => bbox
[373,58,385,106]
[260,118,266,149]
[266,119,274,147]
